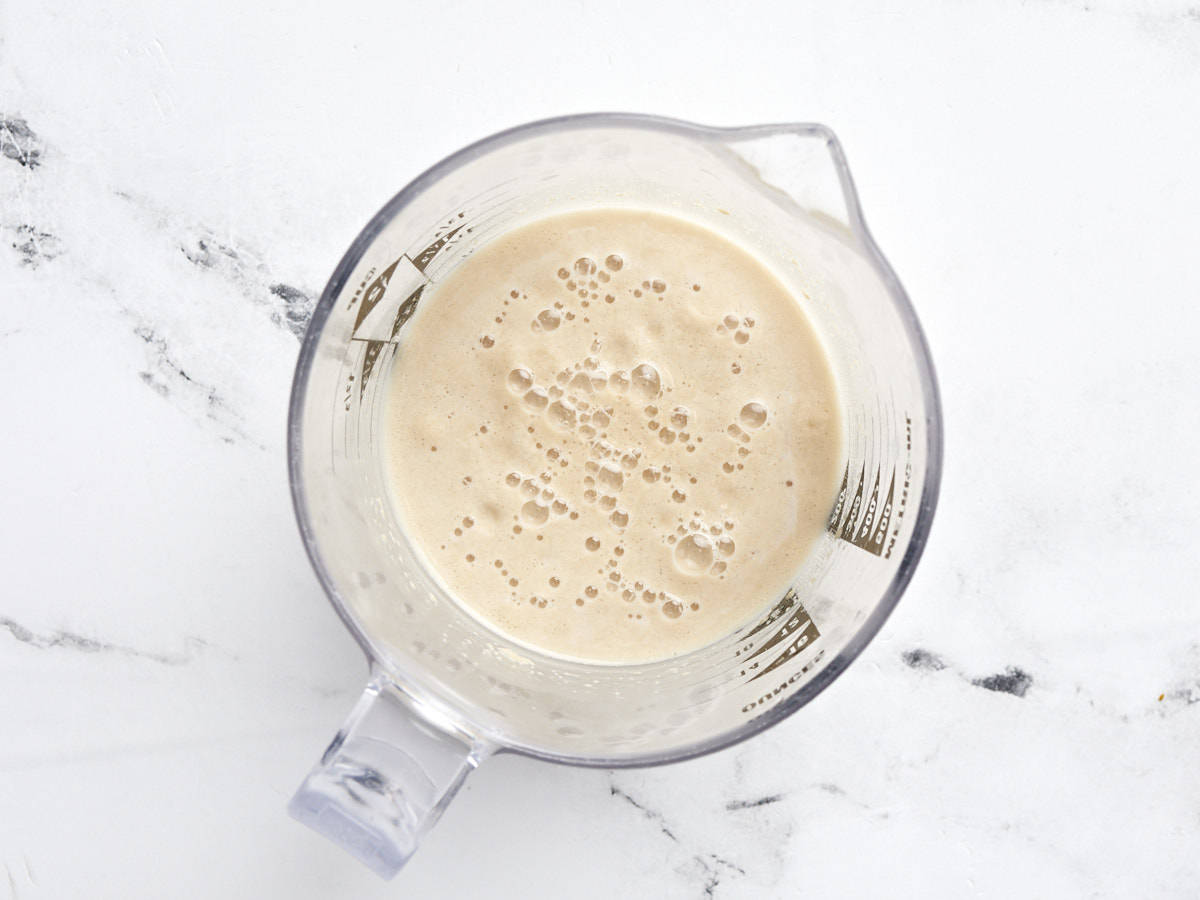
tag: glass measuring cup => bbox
[287,113,942,878]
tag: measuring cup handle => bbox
[289,671,493,878]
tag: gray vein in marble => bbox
[1158,642,1200,712]
[972,666,1034,698]
[0,616,229,666]
[132,321,261,448]
[610,784,677,842]
[693,853,746,899]
[175,229,315,341]
[6,224,62,269]
[900,648,947,671]
[268,283,316,339]
[610,781,748,897]
[724,794,783,811]
[902,647,1035,698]
[0,115,42,169]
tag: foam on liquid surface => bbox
[383,209,842,663]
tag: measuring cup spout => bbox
[715,122,866,240]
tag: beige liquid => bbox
[383,209,842,663]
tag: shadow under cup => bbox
[288,114,942,876]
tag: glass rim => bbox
[287,112,945,769]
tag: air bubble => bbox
[671,489,686,503]
[604,254,623,271]
[598,464,623,490]
[523,387,549,411]
[670,407,690,428]
[546,400,577,431]
[574,257,596,276]
[723,314,739,329]
[722,462,734,473]
[610,370,631,393]
[462,517,474,528]
[466,554,475,562]
[631,364,661,399]
[570,372,596,394]
[651,279,666,293]
[521,501,549,525]
[549,576,560,587]
[505,472,521,487]
[585,537,601,552]
[584,489,597,502]
[552,499,568,515]
[521,478,538,497]
[610,509,629,528]
[621,452,639,470]
[480,335,495,348]
[662,599,683,619]
[599,495,616,511]
[674,533,715,575]
[739,402,768,429]
[585,585,598,598]
[557,268,570,280]
[734,330,749,344]
[659,428,677,445]
[716,536,735,557]
[642,467,661,483]
[738,447,750,458]
[731,362,742,375]
[710,561,727,575]
[507,368,534,394]
[535,309,561,331]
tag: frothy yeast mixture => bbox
[383,208,842,663]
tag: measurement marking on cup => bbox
[827,414,912,558]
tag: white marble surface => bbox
[3,1,1199,897]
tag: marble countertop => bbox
[3,1,1199,897]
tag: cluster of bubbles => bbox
[451,251,777,623]
[717,313,756,345]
